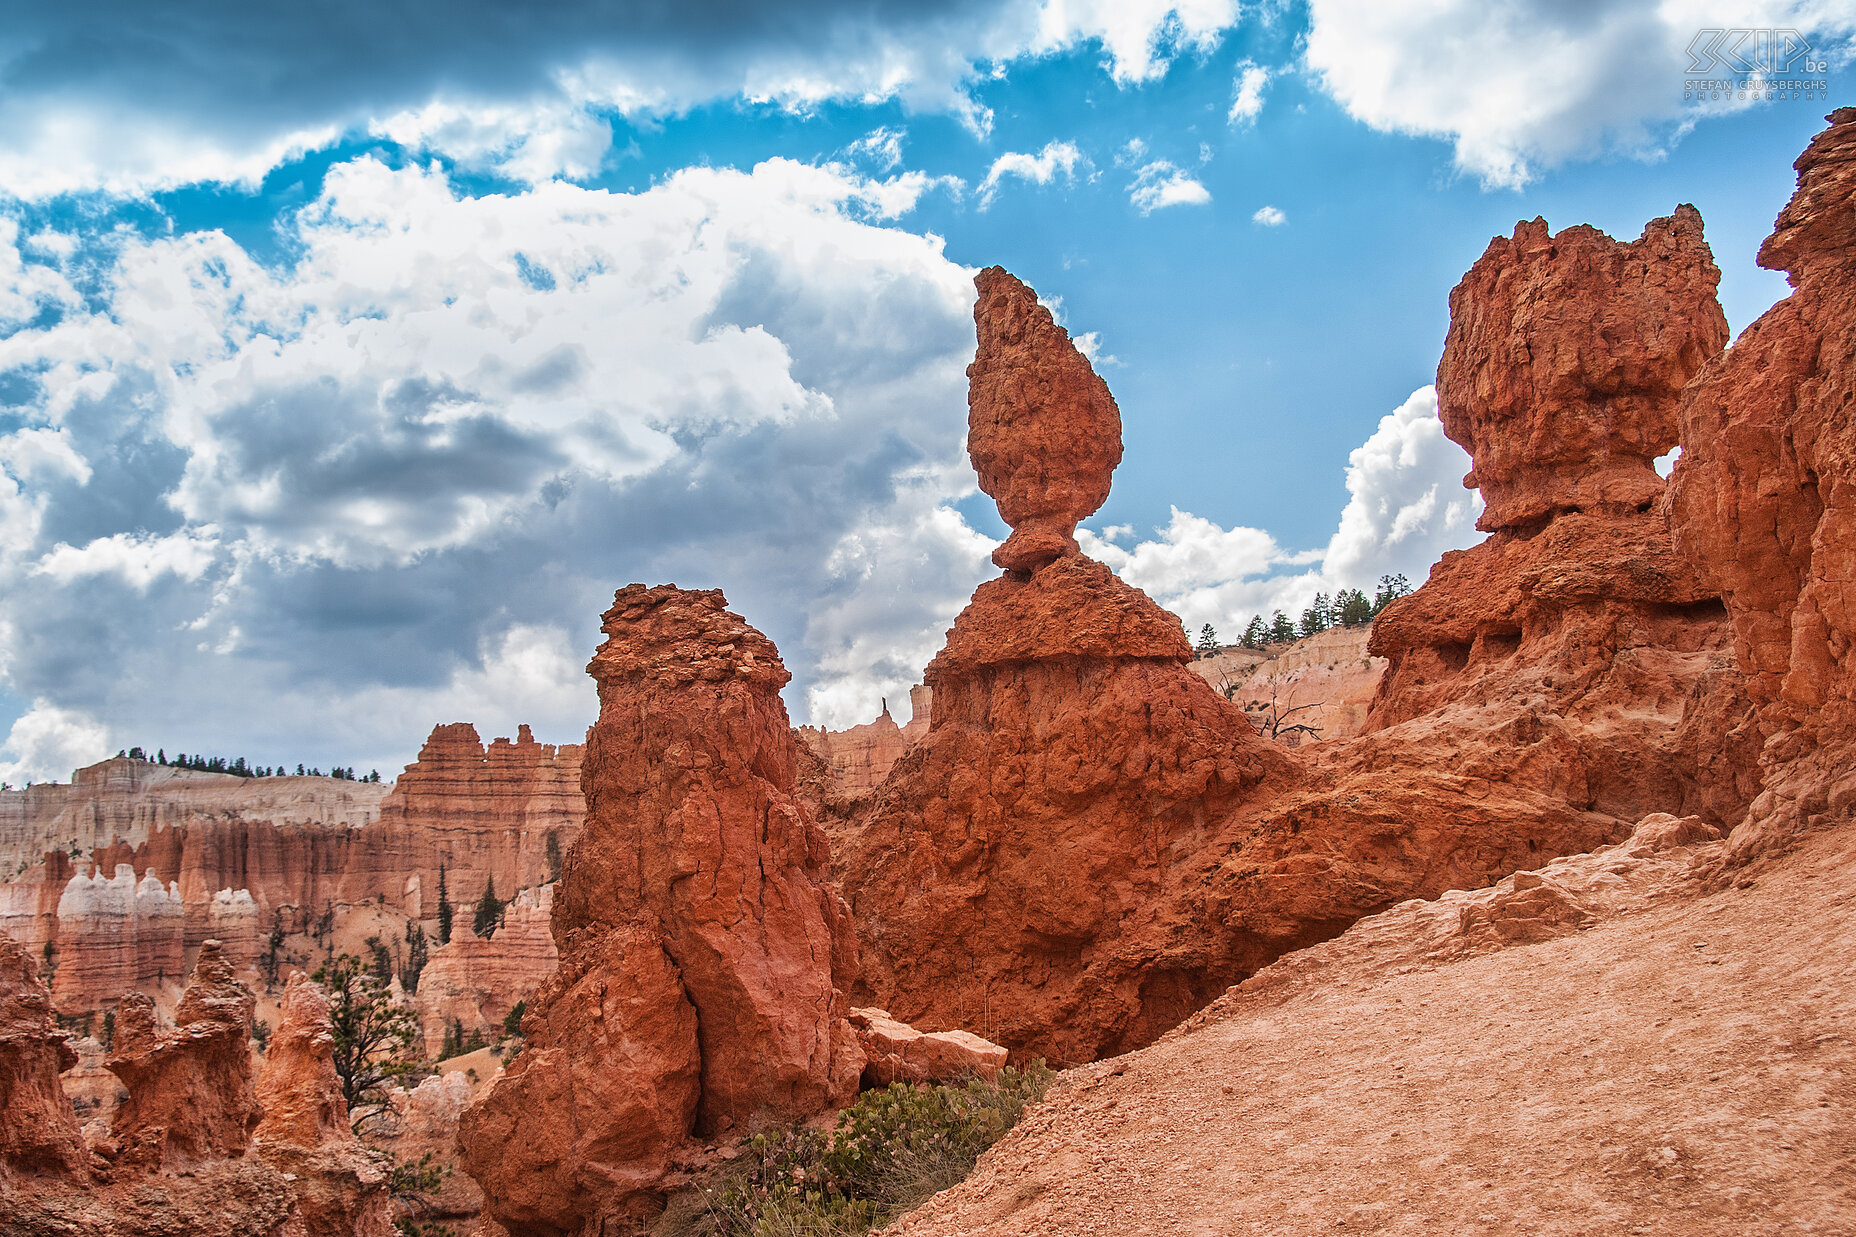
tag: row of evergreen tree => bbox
[432,863,507,948]
[117,745,382,782]
[1192,574,1414,656]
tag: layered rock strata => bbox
[1194,625,1386,744]
[1669,108,1856,856]
[414,881,557,1057]
[0,725,578,1024]
[461,585,863,1235]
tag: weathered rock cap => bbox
[589,583,789,690]
[1438,205,1728,532]
[967,267,1123,574]
[1759,107,1856,282]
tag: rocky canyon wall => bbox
[0,724,581,1031]
[1669,107,1856,857]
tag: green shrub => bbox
[681,1063,1052,1237]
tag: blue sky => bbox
[0,0,1849,781]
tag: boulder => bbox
[968,265,1123,572]
[848,1008,1008,1087]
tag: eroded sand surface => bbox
[890,822,1856,1236]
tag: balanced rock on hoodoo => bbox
[842,269,1300,1065]
[1670,108,1856,855]
[461,585,863,1236]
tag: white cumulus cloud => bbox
[0,700,112,786]
[0,153,993,770]
[1128,160,1212,214]
[1252,204,1286,226]
[1083,384,1484,635]
[1321,385,1482,589]
[978,140,1087,207]
[1305,0,1856,189]
[1228,60,1271,125]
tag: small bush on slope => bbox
[669,1064,1053,1237]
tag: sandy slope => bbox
[888,818,1856,1236]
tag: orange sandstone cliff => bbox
[1670,107,1856,859]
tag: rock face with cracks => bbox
[1670,108,1856,858]
[254,973,394,1237]
[461,584,863,1236]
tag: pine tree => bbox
[1241,615,1267,649]
[436,865,453,945]
[1268,610,1295,643]
[1372,573,1413,615]
[1299,592,1332,638]
[400,923,429,994]
[472,877,505,941]
[1195,623,1219,658]
[1335,588,1373,626]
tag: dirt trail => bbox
[888,819,1856,1236]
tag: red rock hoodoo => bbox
[1437,208,1730,532]
[842,269,1302,1065]
[0,935,298,1237]
[460,585,863,1236]
[1670,107,1856,855]
[254,973,395,1237]
[0,933,88,1186]
[106,939,264,1170]
[1358,205,1761,829]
